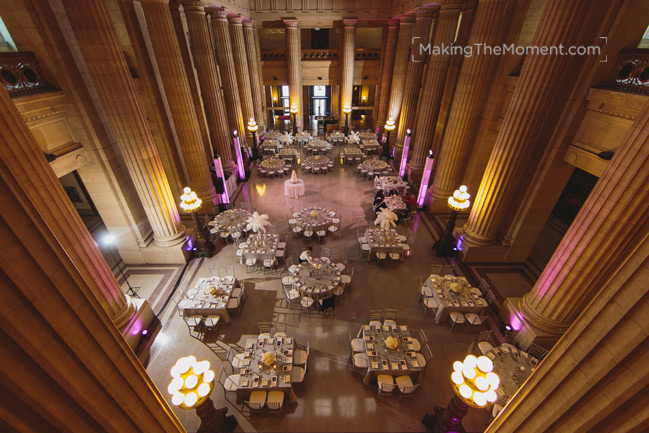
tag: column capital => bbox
[206,7,228,21]
[398,14,416,25]
[179,0,206,13]
[228,14,244,25]
[439,0,464,11]
[242,18,254,28]
[140,0,170,4]
[387,17,400,28]
[343,18,358,28]
[462,0,479,11]
[415,6,436,20]
[283,18,299,28]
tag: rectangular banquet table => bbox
[241,234,279,261]
[358,324,422,386]
[178,276,239,323]
[365,228,403,260]
[235,336,298,404]
[423,275,484,324]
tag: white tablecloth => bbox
[284,179,305,198]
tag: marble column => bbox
[0,87,136,331]
[140,0,217,206]
[208,8,246,144]
[243,19,265,130]
[229,14,256,141]
[513,99,649,346]
[386,14,415,127]
[284,18,303,131]
[462,0,595,246]
[63,0,186,247]
[376,18,399,130]
[183,1,235,175]
[340,18,357,121]
[395,7,435,150]
[430,0,509,202]
[408,0,462,175]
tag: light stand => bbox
[103,234,139,298]
[248,118,260,161]
[383,117,395,159]
[417,150,435,208]
[399,129,412,178]
[433,185,470,258]
[179,187,215,258]
[343,103,352,136]
[233,130,246,181]
[290,102,298,135]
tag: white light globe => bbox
[477,356,494,373]
[197,383,211,398]
[486,372,500,389]
[171,392,184,406]
[486,390,498,403]
[184,374,198,389]
[464,355,477,369]
[475,376,489,391]
[451,371,464,385]
[473,392,487,407]
[459,384,473,399]
[183,392,198,408]
[176,357,191,375]
[453,361,464,373]
[203,370,215,384]
[167,377,183,394]
[194,360,210,375]
[463,365,476,379]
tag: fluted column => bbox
[243,19,265,130]
[516,99,649,343]
[408,1,462,173]
[229,14,256,141]
[183,1,235,175]
[140,0,216,206]
[284,18,303,131]
[430,0,509,201]
[463,0,595,246]
[386,14,415,127]
[395,7,435,149]
[340,18,357,121]
[209,8,246,144]
[63,0,186,246]
[0,87,136,330]
[376,18,399,129]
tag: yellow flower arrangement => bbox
[310,210,318,218]
[261,351,275,366]
[384,336,398,350]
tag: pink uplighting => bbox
[509,314,523,332]
[213,156,229,204]
[399,130,411,177]
[233,131,245,180]
[417,152,434,207]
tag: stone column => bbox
[229,14,256,141]
[284,18,303,131]
[376,18,399,130]
[395,7,435,150]
[339,18,357,121]
[408,0,462,175]
[462,0,595,246]
[208,8,247,144]
[63,0,186,247]
[140,0,217,206]
[386,14,415,127]
[513,99,649,347]
[430,0,509,203]
[183,1,235,174]
[243,19,265,130]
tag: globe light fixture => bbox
[179,187,215,258]
[247,118,260,161]
[424,355,500,433]
[290,102,298,135]
[168,357,237,432]
[433,185,471,258]
[343,103,352,136]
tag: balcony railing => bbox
[355,49,380,60]
[603,49,649,95]
[0,51,50,97]
[302,49,338,60]
[261,50,286,60]
[261,48,380,61]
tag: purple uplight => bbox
[417,152,434,207]
[233,131,245,180]
[505,325,512,331]
[213,156,229,204]
[399,131,411,177]
[142,329,148,335]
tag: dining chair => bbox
[244,391,267,415]
[257,322,272,334]
[395,375,419,400]
[528,343,549,360]
[300,296,314,311]
[208,266,219,277]
[245,257,258,273]
[265,391,285,415]
[478,278,490,295]
[384,309,398,329]
[183,315,205,340]
[293,342,309,365]
[204,315,221,333]
[217,366,238,405]
[466,310,488,327]
[377,375,396,396]
[449,312,467,332]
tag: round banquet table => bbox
[212,209,252,234]
[292,206,335,232]
[303,155,332,169]
[284,179,305,198]
[359,159,391,175]
[292,258,342,303]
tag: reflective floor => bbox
[143,151,492,432]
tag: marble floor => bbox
[138,152,499,433]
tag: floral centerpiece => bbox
[375,208,398,230]
[310,210,319,218]
[384,336,399,350]
[245,212,271,233]
[450,282,461,293]
[261,351,275,366]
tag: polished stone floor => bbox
[142,152,496,433]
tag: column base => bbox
[500,298,563,351]
[121,297,157,351]
[406,162,424,183]
[153,225,188,248]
